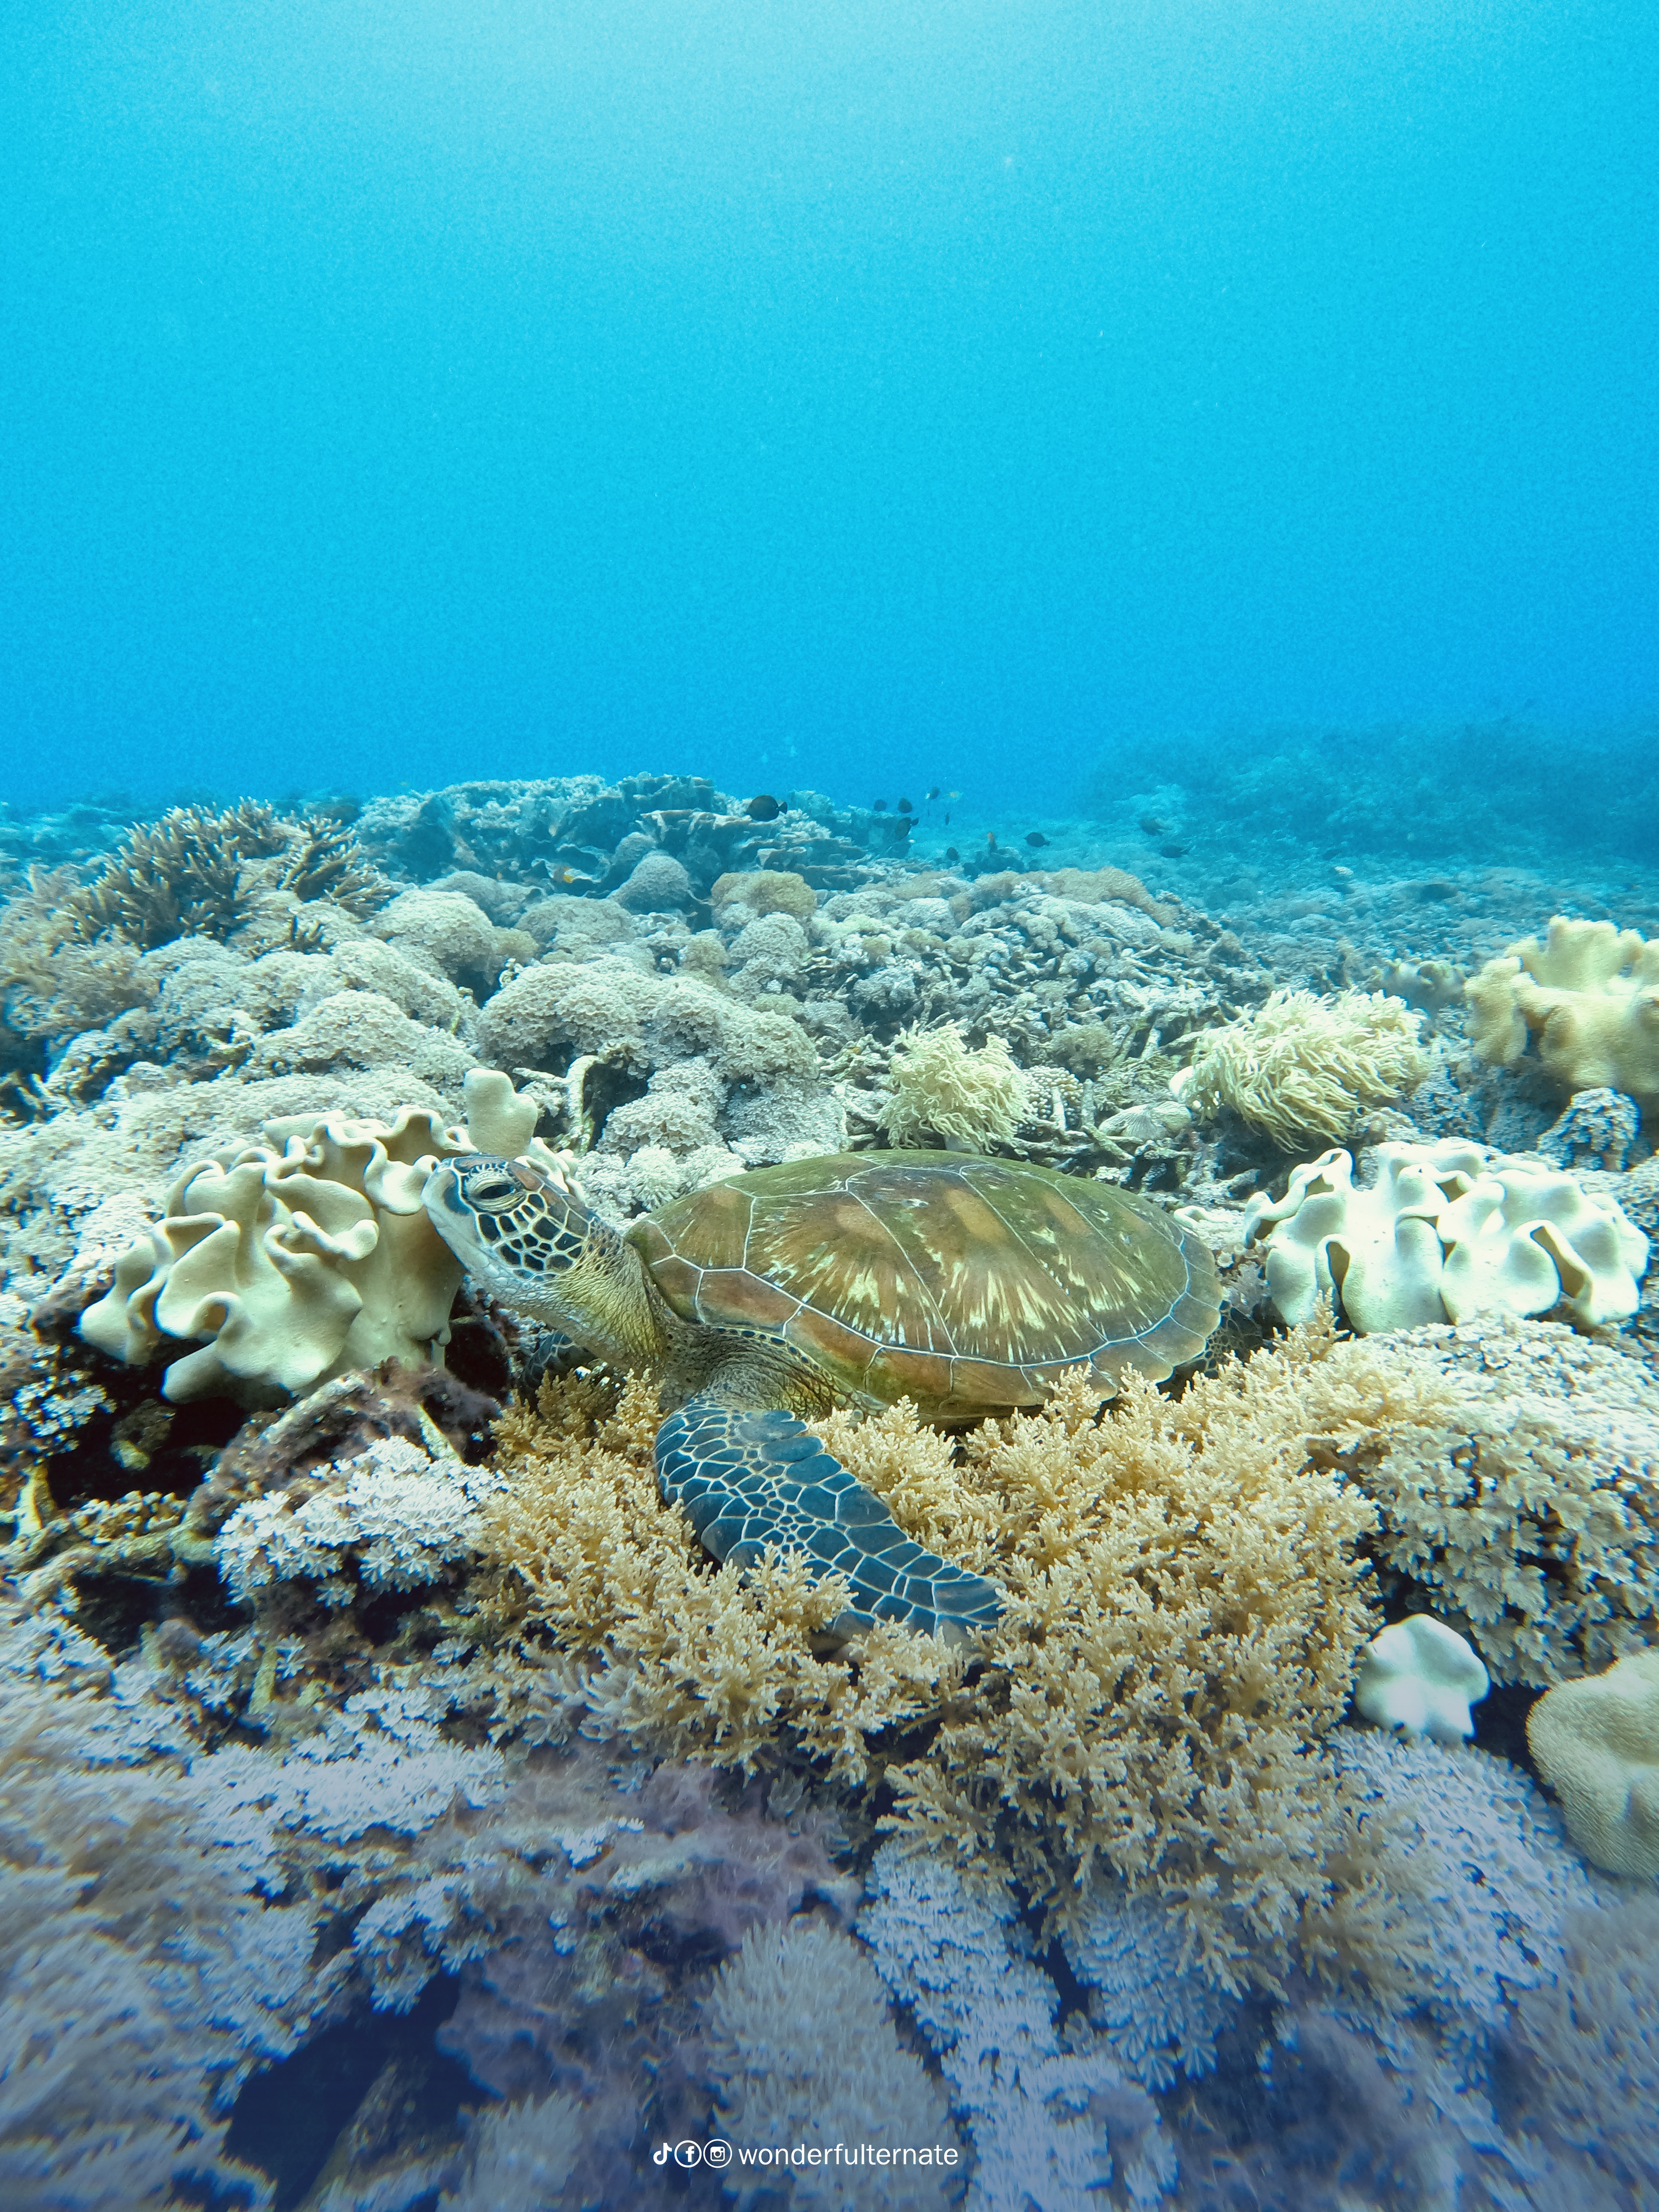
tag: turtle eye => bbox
[463,1172,521,1210]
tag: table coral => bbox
[1176,987,1428,1149]
[1467,914,1659,1107]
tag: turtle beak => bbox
[423,1161,467,1228]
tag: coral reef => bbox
[80,1107,474,1407]
[483,1370,965,1778]
[1176,987,1428,1149]
[1467,915,1659,1107]
[704,1918,960,2207]
[860,1842,1175,2210]
[1526,1646,1659,1876]
[877,1022,1030,1151]
[1307,1313,1659,1685]
[1353,1615,1490,1746]
[1245,1140,1649,1333]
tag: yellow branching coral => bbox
[483,1373,966,1780]
[1176,988,1428,1149]
[877,1021,1029,1151]
[1466,914,1659,1106]
[484,1321,1438,1996]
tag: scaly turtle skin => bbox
[425,1150,1221,1639]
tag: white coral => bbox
[216,1436,505,1606]
[861,1844,1175,2210]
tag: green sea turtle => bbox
[425,1150,1221,1637]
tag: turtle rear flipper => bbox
[656,1396,1001,1640]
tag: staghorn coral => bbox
[1244,1140,1649,1333]
[274,817,390,915]
[876,1020,1030,1151]
[65,802,290,950]
[1176,987,1428,1149]
[704,1918,960,2208]
[1467,914,1659,1107]
[1525,1645,1659,1876]
[1305,1314,1659,1685]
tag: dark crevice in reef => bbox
[226,1973,472,2211]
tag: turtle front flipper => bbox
[656,1395,1001,1640]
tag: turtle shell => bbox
[629,1151,1221,1416]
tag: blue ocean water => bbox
[3,0,1654,825]
[5,9,1659,2212]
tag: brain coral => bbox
[81,1072,543,1408]
[1467,915,1659,1106]
[1245,1140,1648,1333]
[1176,988,1427,1149]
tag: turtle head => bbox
[424,1153,669,1370]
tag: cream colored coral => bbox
[878,1021,1028,1150]
[1244,1141,1648,1333]
[1307,1313,1659,1685]
[1354,1616,1489,1745]
[1176,988,1428,1148]
[1467,915,1659,1106]
[705,1920,959,2208]
[79,1072,550,1408]
[484,1374,966,1780]
[1526,1647,1659,1877]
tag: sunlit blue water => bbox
[3,0,1654,822]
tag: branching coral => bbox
[1467,914,1659,1107]
[65,802,290,949]
[274,818,389,916]
[704,1918,960,2208]
[486,1319,1422,1999]
[1176,988,1427,1148]
[860,1843,1174,2211]
[1304,1314,1659,1685]
[877,1021,1030,1150]
[483,1371,966,1780]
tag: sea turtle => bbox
[425,1150,1221,1638]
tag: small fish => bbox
[1025,831,1048,849]
[873,799,888,813]
[896,797,912,814]
[745,793,783,821]
[987,832,998,849]
[943,845,960,862]
[926,785,942,800]
[1139,815,1166,837]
